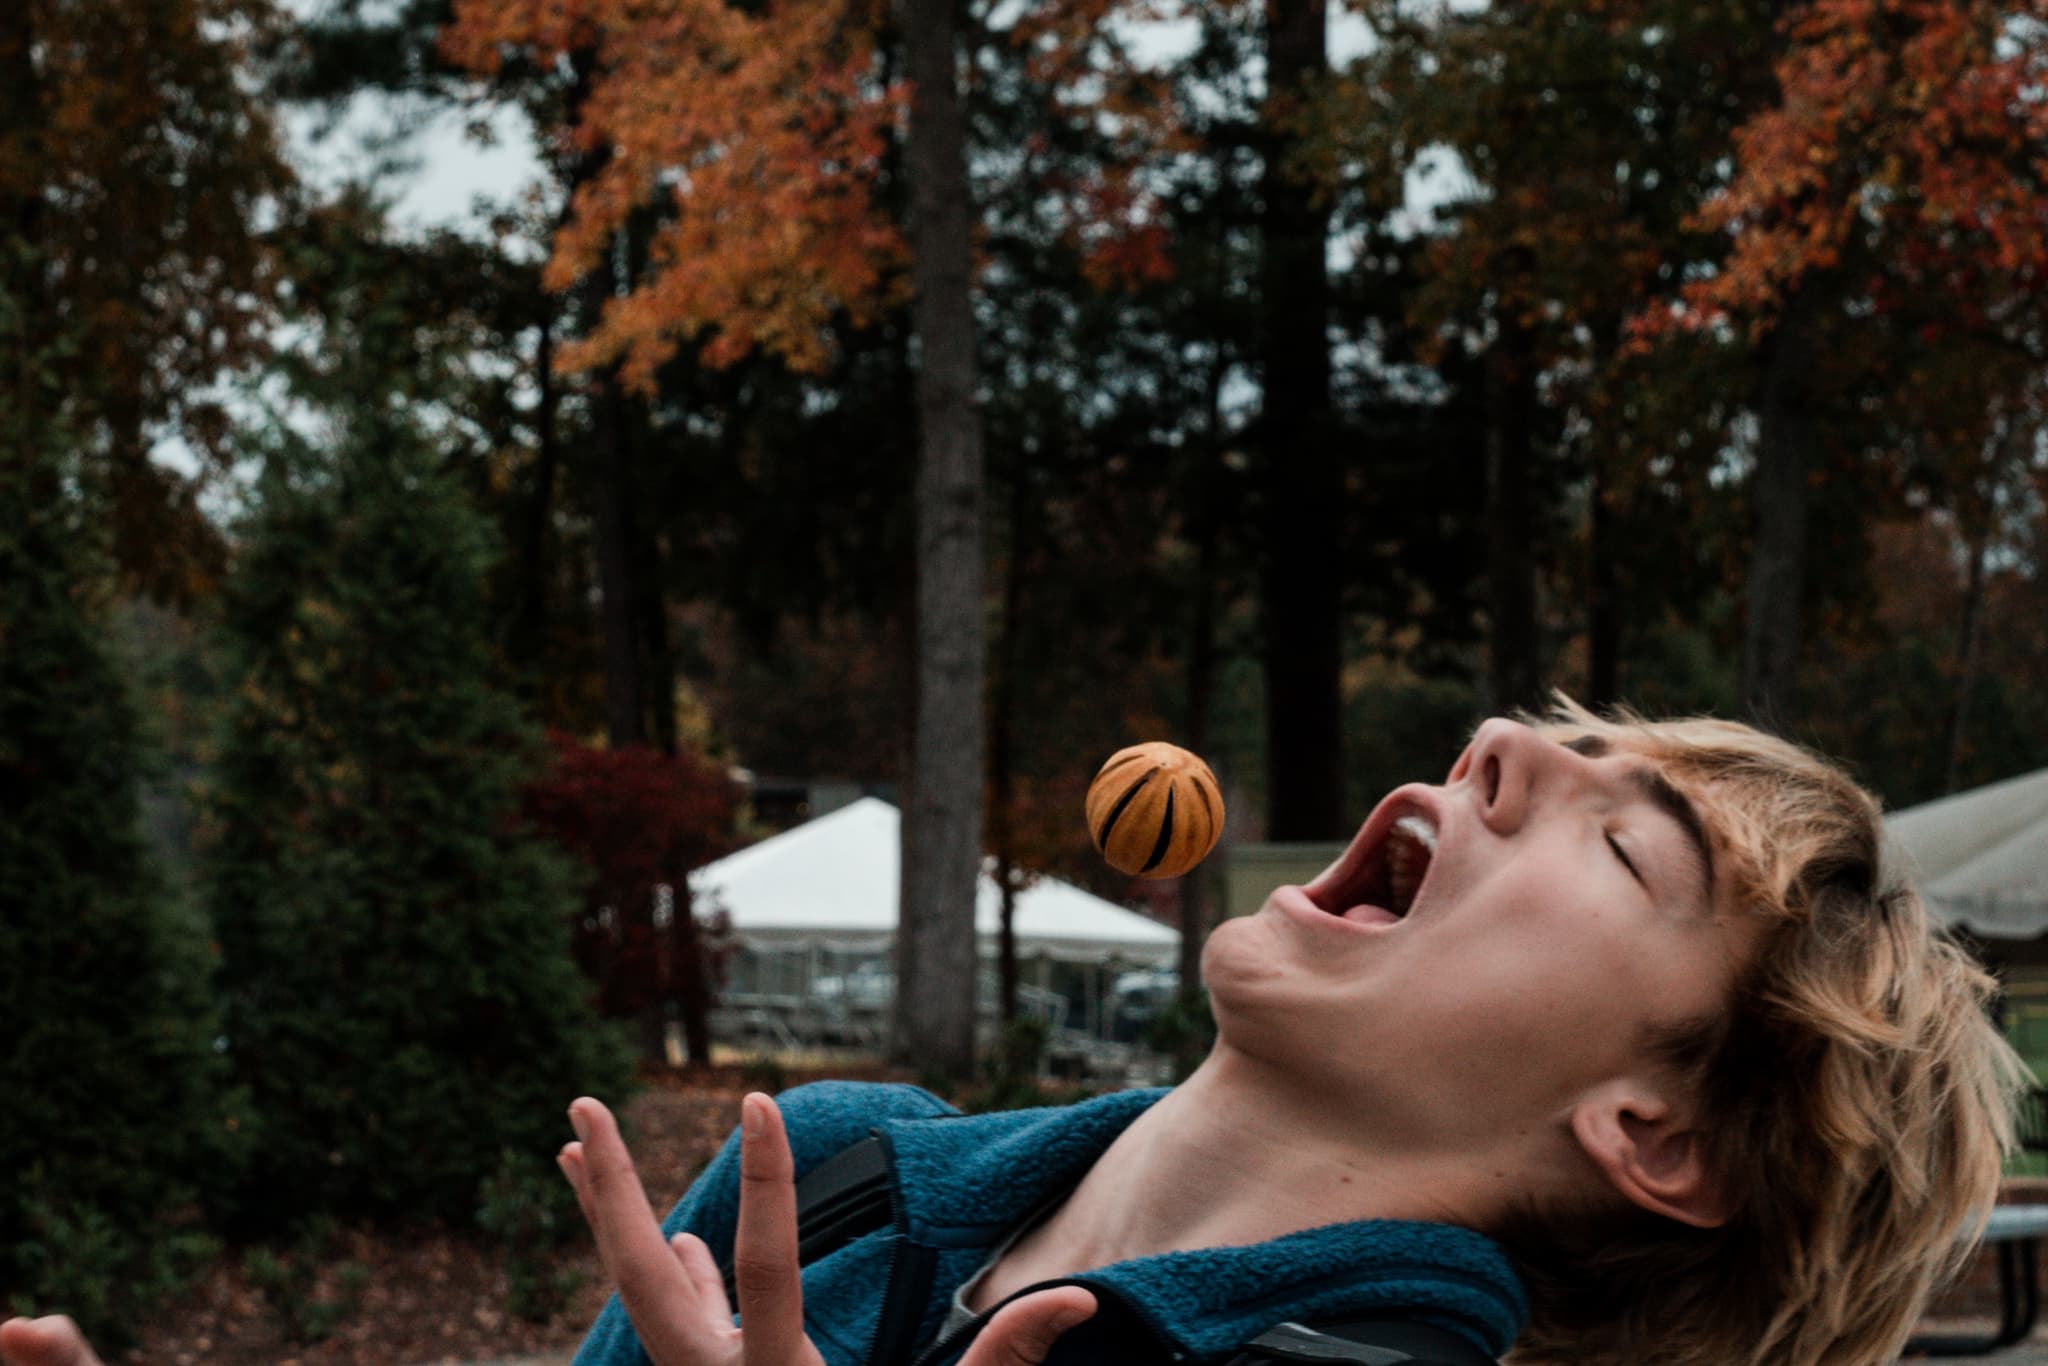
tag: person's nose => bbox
[1455,718,1583,836]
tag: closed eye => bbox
[1607,833,1646,887]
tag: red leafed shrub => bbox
[522,734,742,1063]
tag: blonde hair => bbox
[1500,699,2027,1366]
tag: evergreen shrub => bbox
[204,425,634,1234]
[0,428,227,1348]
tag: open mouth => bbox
[1302,804,1439,925]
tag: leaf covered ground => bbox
[121,1068,873,1366]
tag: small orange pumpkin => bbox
[1085,742,1224,879]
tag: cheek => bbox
[1438,916,1689,1052]
[1416,969,1662,1107]
[1478,920,1736,1056]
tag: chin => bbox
[1198,914,1301,1042]
[1198,910,1264,988]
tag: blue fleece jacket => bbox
[571,1081,1527,1366]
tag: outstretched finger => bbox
[672,1230,735,1327]
[558,1141,598,1233]
[960,1288,1097,1366]
[733,1093,806,1366]
[0,1316,108,1366]
[567,1097,704,1358]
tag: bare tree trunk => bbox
[1742,309,1816,732]
[1586,453,1622,708]
[1583,306,1631,711]
[1259,0,1345,840]
[996,855,1020,1024]
[1179,536,1220,985]
[672,884,714,1066]
[1944,524,1990,794]
[583,236,647,750]
[991,464,1027,1024]
[1484,296,1541,714]
[1179,356,1225,997]
[557,58,646,751]
[635,493,677,755]
[623,211,677,756]
[893,0,985,1081]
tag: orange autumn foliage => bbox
[441,0,905,387]
[439,0,1180,388]
[1,0,290,601]
[1646,0,2048,338]
[1006,0,1187,290]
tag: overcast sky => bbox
[283,95,545,236]
[280,8,1391,238]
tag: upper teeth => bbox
[1385,812,1438,917]
[1393,813,1439,851]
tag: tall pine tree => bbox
[205,225,633,1227]
[0,278,226,1347]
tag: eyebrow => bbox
[1563,734,1718,905]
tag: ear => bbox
[1570,1084,1730,1229]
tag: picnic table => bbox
[1908,1205,2048,1356]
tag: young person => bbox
[556,706,2022,1366]
[0,705,2020,1366]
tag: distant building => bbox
[733,770,897,833]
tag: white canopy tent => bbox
[690,798,1179,1055]
[689,796,1179,964]
[1886,766,2048,941]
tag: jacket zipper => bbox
[908,1277,1190,1366]
[859,1129,938,1366]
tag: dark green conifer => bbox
[206,374,633,1232]
[0,317,224,1347]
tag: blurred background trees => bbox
[5,0,2047,1346]
[201,201,635,1233]
[0,324,229,1355]
[2,0,278,1346]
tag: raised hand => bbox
[559,1093,1094,1366]
[0,1316,108,1366]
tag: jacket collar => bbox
[876,1088,1528,1359]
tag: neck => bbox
[1036,1045,1513,1268]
